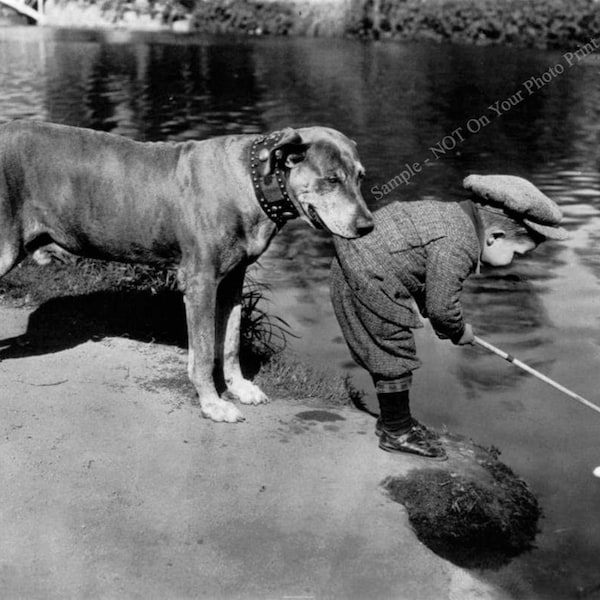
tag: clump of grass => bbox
[240,278,295,366]
[254,351,366,407]
[383,446,541,569]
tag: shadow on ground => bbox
[0,290,188,360]
[0,289,266,383]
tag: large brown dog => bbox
[0,120,373,422]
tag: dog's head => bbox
[259,127,374,238]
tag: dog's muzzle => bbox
[306,204,325,230]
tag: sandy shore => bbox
[0,303,511,599]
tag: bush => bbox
[191,0,296,35]
[348,0,600,49]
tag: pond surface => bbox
[1,25,600,599]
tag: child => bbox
[330,175,567,460]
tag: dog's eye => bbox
[357,172,365,181]
[327,176,339,184]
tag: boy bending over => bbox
[330,175,567,460]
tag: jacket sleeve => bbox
[423,238,476,343]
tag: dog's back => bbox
[0,121,192,265]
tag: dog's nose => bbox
[356,215,374,235]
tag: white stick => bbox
[473,336,600,417]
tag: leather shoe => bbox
[378,423,447,460]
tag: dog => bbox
[0,120,374,422]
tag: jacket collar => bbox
[459,199,483,274]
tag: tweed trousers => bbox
[330,257,422,379]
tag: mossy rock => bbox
[382,434,541,569]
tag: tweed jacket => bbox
[332,199,481,342]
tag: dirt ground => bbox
[0,304,511,600]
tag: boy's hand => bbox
[456,323,475,345]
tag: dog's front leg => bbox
[217,265,269,406]
[182,271,245,423]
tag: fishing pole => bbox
[473,336,600,417]
[473,336,600,477]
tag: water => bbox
[1,26,600,598]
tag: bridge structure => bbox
[0,0,46,23]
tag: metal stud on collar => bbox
[250,132,299,228]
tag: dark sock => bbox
[377,390,412,434]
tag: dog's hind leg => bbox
[0,183,23,278]
[0,243,20,278]
[181,268,245,423]
[0,224,22,279]
[217,264,269,406]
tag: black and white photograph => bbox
[0,1,599,598]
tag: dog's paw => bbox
[200,397,245,423]
[228,378,269,406]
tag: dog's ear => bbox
[264,128,309,176]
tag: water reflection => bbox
[1,26,600,598]
[458,272,554,394]
[38,36,266,139]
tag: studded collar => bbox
[250,131,299,229]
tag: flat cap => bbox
[463,174,568,240]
